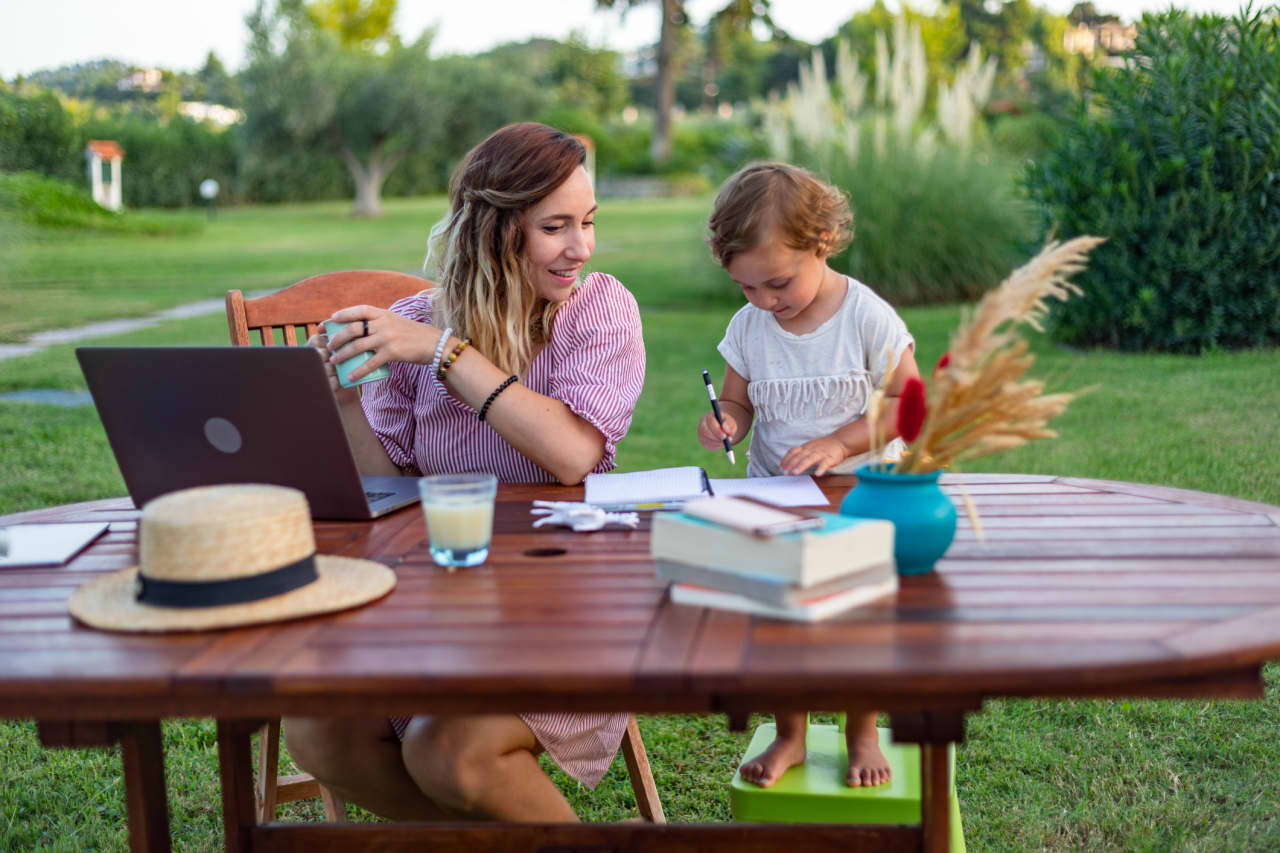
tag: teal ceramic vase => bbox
[839,464,957,575]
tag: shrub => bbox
[758,17,1033,305]
[0,88,82,183]
[0,171,200,235]
[990,112,1067,161]
[825,139,1036,305]
[1025,7,1280,352]
[80,112,239,209]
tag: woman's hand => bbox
[697,410,738,451]
[306,331,359,405]
[780,435,849,477]
[326,305,442,383]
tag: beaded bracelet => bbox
[478,375,519,422]
[428,326,454,379]
[436,338,471,381]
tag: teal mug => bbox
[323,319,390,388]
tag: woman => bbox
[285,123,645,821]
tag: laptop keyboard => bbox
[364,490,395,502]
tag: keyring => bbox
[362,319,370,337]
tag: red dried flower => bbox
[896,377,928,443]
[934,352,950,373]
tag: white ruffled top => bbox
[717,276,915,478]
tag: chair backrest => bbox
[226,270,433,346]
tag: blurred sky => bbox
[2,0,1253,79]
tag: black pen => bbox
[701,369,736,466]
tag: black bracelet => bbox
[478,374,519,422]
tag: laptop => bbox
[76,346,421,520]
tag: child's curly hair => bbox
[707,162,854,267]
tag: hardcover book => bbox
[668,575,898,622]
[650,510,894,587]
[655,559,896,608]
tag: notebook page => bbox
[708,475,827,507]
[585,466,708,507]
[0,522,109,568]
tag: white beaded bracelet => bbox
[428,326,454,379]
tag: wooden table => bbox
[3,473,1279,852]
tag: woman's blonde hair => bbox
[426,123,586,376]
[707,162,853,268]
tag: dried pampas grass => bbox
[874,236,1105,475]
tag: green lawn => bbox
[2,197,1279,850]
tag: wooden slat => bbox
[248,823,920,852]
[944,538,1280,559]
[635,596,705,688]
[953,525,1277,540]
[954,513,1273,528]
[1056,476,1280,514]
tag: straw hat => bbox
[69,484,396,632]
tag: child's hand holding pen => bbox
[698,368,737,465]
[697,408,739,454]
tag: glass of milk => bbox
[418,473,498,568]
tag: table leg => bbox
[218,719,262,853]
[117,721,173,853]
[920,742,952,853]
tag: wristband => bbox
[428,326,454,379]
[437,338,470,381]
[478,375,519,422]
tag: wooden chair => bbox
[225,270,665,824]
[226,269,431,348]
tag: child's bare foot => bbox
[846,733,891,787]
[739,733,807,788]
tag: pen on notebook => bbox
[701,369,736,466]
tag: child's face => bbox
[725,232,828,323]
[521,165,597,303]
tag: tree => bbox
[595,0,692,165]
[954,0,1037,87]
[241,0,440,216]
[196,52,242,107]
[307,0,398,49]
[596,0,781,164]
[700,0,792,110]
[830,1,968,87]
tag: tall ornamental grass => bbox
[1025,6,1280,353]
[760,16,1034,305]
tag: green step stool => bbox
[730,722,966,852]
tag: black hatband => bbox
[135,555,318,608]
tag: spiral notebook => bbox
[584,466,712,510]
[584,467,828,510]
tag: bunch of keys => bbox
[530,501,639,532]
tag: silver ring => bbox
[362,319,370,337]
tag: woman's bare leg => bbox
[283,717,450,820]
[401,713,578,822]
[738,711,808,788]
[845,711,891,787]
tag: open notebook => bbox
[584,466,712,510]
[584,466,827,510]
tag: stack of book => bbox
[650,496,897,621]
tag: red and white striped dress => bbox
[364,272,646,788]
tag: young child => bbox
[696,162,922,788]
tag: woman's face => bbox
[521,165,596,302]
